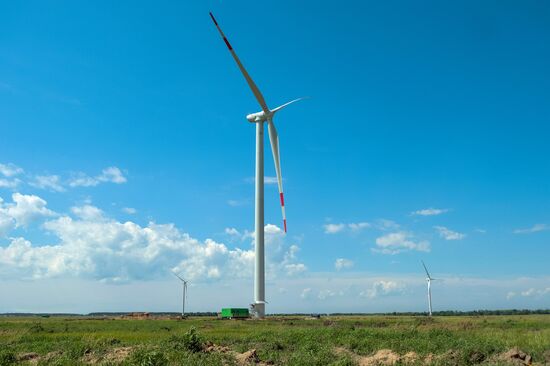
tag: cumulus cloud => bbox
[0,163,23,177]
[323,222,370,234]
[0,178,21,189]
[373,232,430,255]
[513,224,549,234]
[0,201,304,283]
[68,167,127,187]
[0,209,252,282]
[0,193,56,232]
[122,207,137,214]
[224,227,241,236]
[30,175,65,192]
[359,280,404,299]
[411,208,448,216]
[335,258,354,271]
[324,223,345,234]
[434,226,466,240]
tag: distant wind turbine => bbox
[421,260,440,316]
[210,12,305,318]
[173,273,188,318]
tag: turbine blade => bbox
[272,97,308,113]
[421,260,431,278]
[173,272,185,282]
[267,118,286,233]
[209,12,269,113]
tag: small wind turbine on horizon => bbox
[210,12,305,318]
[173,273,188,318]
[421,260,441,316]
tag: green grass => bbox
[0,315,549,365]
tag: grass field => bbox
[1,315,549,365]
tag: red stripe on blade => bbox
[283,219,287,233]
[280,193,285,207]
[223,38,232,50]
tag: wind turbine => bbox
[173,273,188,318]
[210,12,305,318]
[421,260,440,316]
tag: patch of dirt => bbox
[17,352,40,362]
[495,348,533,365]
[235,349,260,364]
[423,353,435,364]
[401,351,419,364]
[204,342,270,365]
[82,347,133,364]
[16,351,63,365]
[334,347,418,365]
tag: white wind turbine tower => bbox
[173,273,188,318]
[210,12,304,318]
[421,260,440,316]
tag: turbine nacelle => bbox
[246,111,270,123]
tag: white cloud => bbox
[348,222,370,231]
[68,167,127,187]
[519,287,550,297]
[0,203,304,283]
[0,178,21,189]
[285,263,307,276]
[335,258,354,271]
[318,289,337,300]
[375,219,400,231]
[323,221,370,234]
[373,232,430,255]
[1,193,56,229]
[224,227,240,236]
[98,167,126,184]
[245,176,279,185]
[513,224,549,234]
[227,199,247,207]
[30,175,65,192]
[506,286,550,300]
[71,205,104,221]
[300,288,312,299]
[411,208,448,216]
[0,163,23,177]
[122,207,137,214]
[323,223,345,234]
[68,173,98,187]
[434,226,466,241]
[0,210,253,282]
[359,280,404,299]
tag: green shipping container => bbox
[221,308,249,319]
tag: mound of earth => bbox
[496,348,533,365]
[204,342,270,365]
[334,347,418,365]
[81,346,133,364]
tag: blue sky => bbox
[0,0,549,313]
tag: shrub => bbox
[128,349,168,366]
[165,327,204,353]
[0,351,16,366]
[183,327,204,353]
